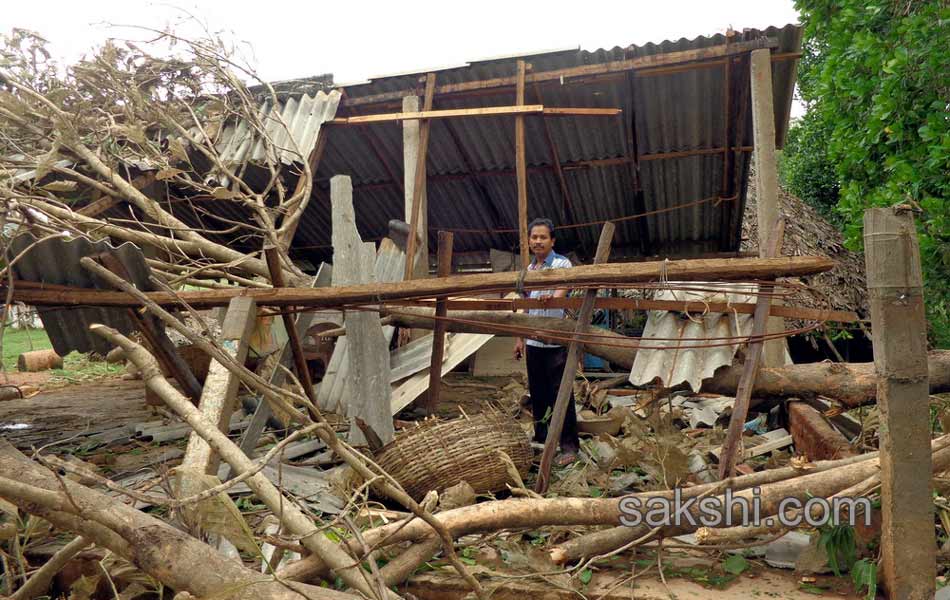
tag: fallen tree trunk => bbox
[704,351,950,407]
[3,255,834,309]
[0,441,356,600]
[279,436,950,582]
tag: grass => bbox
[1,326,124,383]
[1,327,52,371]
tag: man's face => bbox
[529,225,555,259]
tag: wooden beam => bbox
[181,296,258,478]
[864,207,935,599]
[425,231,454,415]
[717,219,785,478]
[392,296,860,323]
[341,38,778,107]
[404,74,436,280]
[2,255,836,309]
[328,105,620,125]
[516,60,529,269]
[536,223,615,494]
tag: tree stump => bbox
[17,349,63,372]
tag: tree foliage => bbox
[794,0,950,345]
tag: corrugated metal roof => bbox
[148,26,801,265]
[212,89,342,168]
[628,284,756,392]
[10,235,157,356]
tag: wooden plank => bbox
[390,296,860,323]
[341,38,777,107]
[536,223,615,494]
[717,219,786,478]
[2,255,836,309]
[231,263,333,470]
[710,429,792,460]
[424,231,454,415]
[864,207,935,598]
[404,74,436,280]
[329,105,621,125]
[181,296,258,477]
[331,175,394,446]
[516,60,529,269]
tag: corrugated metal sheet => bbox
[10,235,156,356]
[213,89,342,168]
[628,284,757,392]
[153,26,801,265]
[259,25,798,263]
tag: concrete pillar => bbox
[750,48,786,367]
[865,207,934,599]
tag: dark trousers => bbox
[525,345,579,453]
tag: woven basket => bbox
[374,412,532,501]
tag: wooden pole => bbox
[404,74,436,280]
[750,47,786,368]
[535,222,615,493]
[515,60,529,269]
[6,255,836,309]
[717,219,785,478]
[425,231,454,415]
[864,207,934,599]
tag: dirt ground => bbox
[0,372,868,599]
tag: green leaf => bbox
[459,556,477,566]
[721,554,749,575]
[579,568,593,585]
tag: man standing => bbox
[513,218,579,466]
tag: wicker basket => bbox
[374,412,532,501]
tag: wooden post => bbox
[717,219,785,478]
[181,296,257,476]
[515,60,529,269]
[404,74,436,280]
[331,175,394,446]
[750,48,785,368]
[535,223,615,494]
[864,207,934,599]
[425,231,454,415]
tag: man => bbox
[513,217,580,466]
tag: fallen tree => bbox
[703,350,950,407]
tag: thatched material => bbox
[742,175,868,327]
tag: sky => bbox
[4,1,800,78]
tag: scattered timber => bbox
[703,350,950,407]
[2,255,835,309]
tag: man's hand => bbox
[513,337,525,361]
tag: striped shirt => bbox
[525,251,573,348]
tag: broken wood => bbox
[91,325,390,599]
[8,255,836,309]
[718,218,785,478]
[536,222,614,493]
[788,400,856,460]
[0,441,357,600]
[703,351,950,407]
[404,74,436,280]
[425,231,454,415]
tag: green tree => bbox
[795,0,950,345]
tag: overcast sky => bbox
[4,1,799,78]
